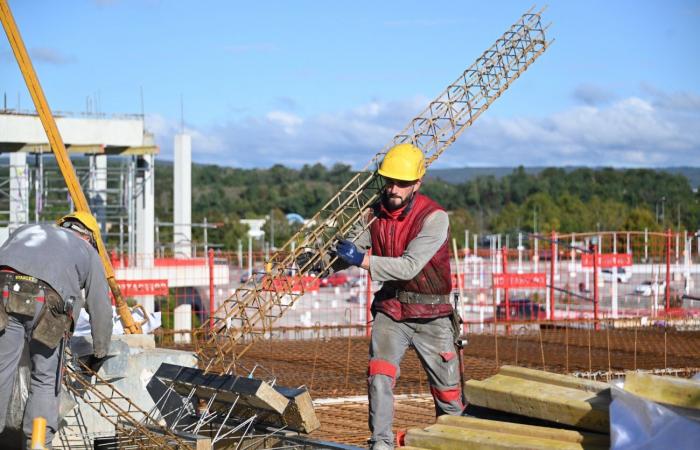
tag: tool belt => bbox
[0,270,72,348]
[396,290,451,305]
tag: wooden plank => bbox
[278,388,321,433]
[624,371,700,409]
[154,363,289,414]
[498,366,610,394]
[464,374,610,432]
[405,424,585,450]
[437,416,609,449]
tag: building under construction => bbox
[1,3,699,449]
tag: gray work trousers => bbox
[368,312,463,449]
[0,301,61,449]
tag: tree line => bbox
[154,162,700,251]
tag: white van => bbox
[601,267,631,283]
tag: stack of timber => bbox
[463,365,611,433]
[401,365,612,449]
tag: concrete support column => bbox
[136,154,155,313]
[89,154,108,233]
[9,152,29,232]
[174,134,192,258]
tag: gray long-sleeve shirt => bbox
[350,209,449,281]
[0,224,113,357]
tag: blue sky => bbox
[2,0,699,168]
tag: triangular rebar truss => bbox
[197,7,552,374]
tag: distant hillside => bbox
[427,166,700,190]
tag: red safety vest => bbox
[370,193,453,320]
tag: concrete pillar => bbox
[136,154,155,313]
[9,152,28,232]
[174,304,192,344]
[89,154,108,233]
[173,134,192,258]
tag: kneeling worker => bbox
[0,212,113,448]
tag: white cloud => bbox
[572,83,617,106]
[265,111,303,135]
[31,47,76,65]
[147,88,700,169]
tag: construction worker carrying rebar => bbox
[334,143,464,450]
[0,212,113,449]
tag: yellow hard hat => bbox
[57,211,100,245]
[377,143,426,181]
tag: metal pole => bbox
[593,244,599,330]
[502,246,509,330]
[517,232,523,274]
[550,230,556,321]
[666,229,672,313]
[208,248,215,330]
[203,217,208,257]
[270,209,275,250]
[248,235,253,277]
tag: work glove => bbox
[296,250,325,274]
[78,353,109,375]
[336,240,364,266]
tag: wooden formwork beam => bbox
[623,371,700,409]
[404,415,609,449]
[463,367,611,433]
[152,363,320,433]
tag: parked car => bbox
[634,280,666,296]
[601,267,631,283]
[320,272,349,288]
[496,298,546,320]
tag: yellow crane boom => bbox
[0,0,142,334]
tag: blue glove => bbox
[336,240,365,266]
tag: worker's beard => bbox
[381,189,414,211]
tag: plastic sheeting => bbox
[73,306,161,336]
[610,375,700,449]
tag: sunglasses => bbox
[382,177,416,188]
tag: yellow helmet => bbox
[57,211,100,245]
[377,143,426,181]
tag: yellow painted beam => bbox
[464,373,610,433]
[624,371,700,409]
[437,416,609,449]
[405,424,585,450]
[499,366,611,394]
